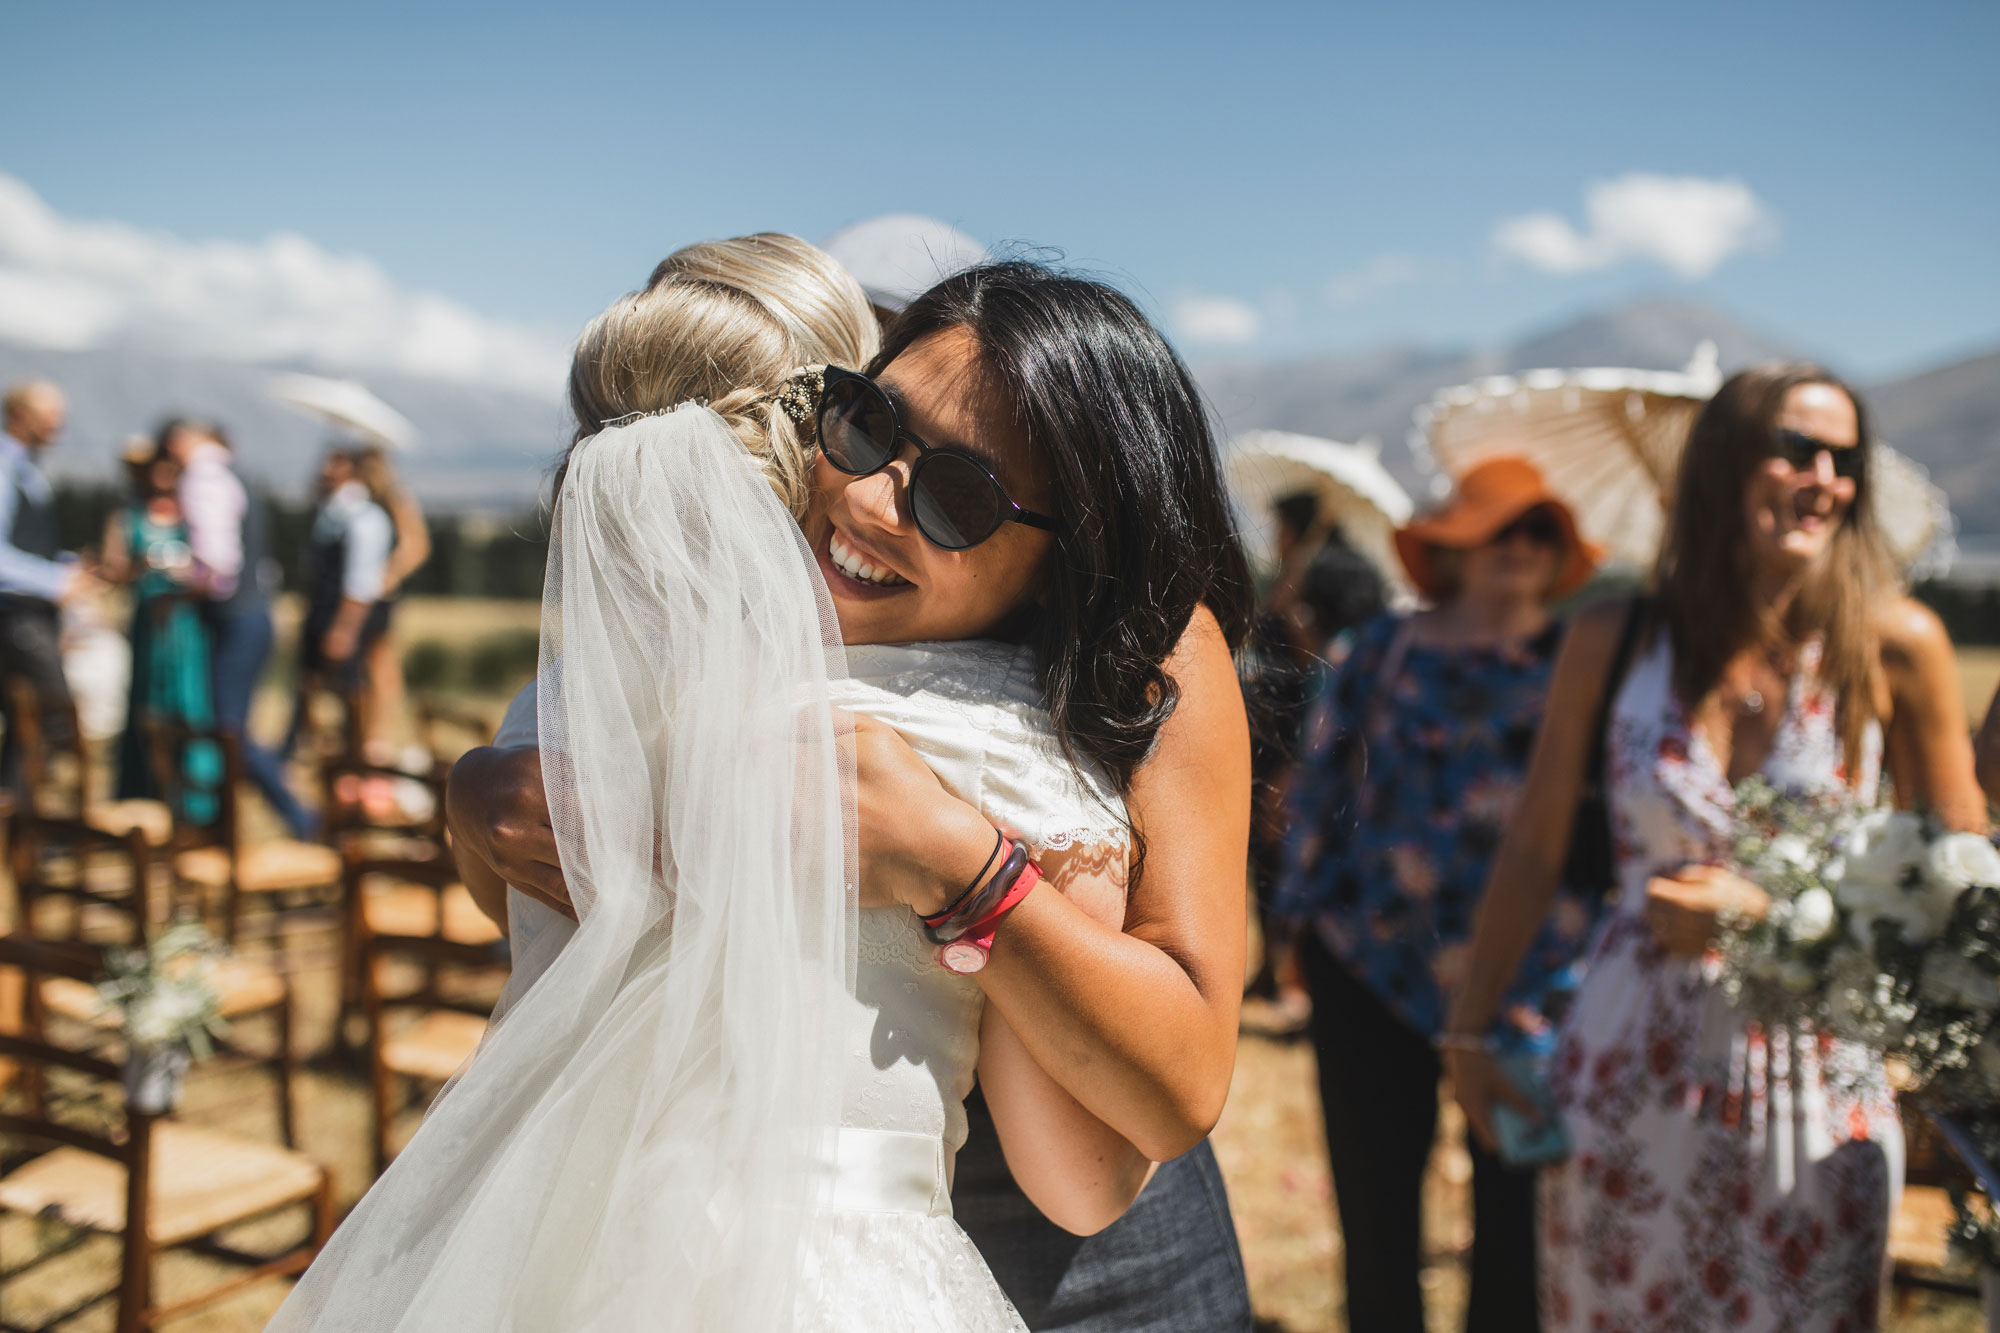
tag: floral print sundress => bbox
[1541,632,1899,1332]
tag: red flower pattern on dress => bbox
[1539,638,1897,1332]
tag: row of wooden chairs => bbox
[0,680,510,1328]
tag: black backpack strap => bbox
[1564,596,1652,905]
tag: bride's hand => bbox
[1642,864,1767,957]
[445,745,573,919]
[849,713,999,915]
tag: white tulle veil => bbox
[270,405,856,1331]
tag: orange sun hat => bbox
[1393,456,1604,600]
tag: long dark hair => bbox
[875,262,1254,809]
[1656,363,1893,766]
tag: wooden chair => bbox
[0,936,330,1333]
[3,678,171,849]
[144,723,342,948]
[8,815,302,1146]
[348,855,505,1174]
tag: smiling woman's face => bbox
[1742,381,1860,581]
[800,326,1058,647]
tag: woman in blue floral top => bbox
[1277,457,1601,1332]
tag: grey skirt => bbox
[952,1088,1253,1332]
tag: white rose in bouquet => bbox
[1769,833,1816,870]
[1842,809,1927,890]
[1789,887,1838,945]
[1925,833,2000,893]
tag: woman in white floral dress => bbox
[1442,364,1989,1330]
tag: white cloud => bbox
[1493,173,1776,279]
[1325,253,1431,306]
[0,173,569,392]
[1169,293,1261,347]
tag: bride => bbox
[268,235,1147,1331]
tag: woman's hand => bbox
[1641,864,1767,957]
[1444,1045,1539,1154]
[445,745,572,918]
[848,712,996,914]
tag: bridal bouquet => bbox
[1718,780,2000,1099]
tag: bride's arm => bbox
[977,848,1156,1235]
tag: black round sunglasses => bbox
[815,366,1057,552]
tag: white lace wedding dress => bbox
[492,637,1130,1331]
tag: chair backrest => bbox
[0,934,154,1164]
[8,816,160,945]
[320,758,449,848]
[0,935,159,1331]
[5,674,87,817]
[142,721,243,854]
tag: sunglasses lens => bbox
[819,377,896,475]
[912,453,1003,551]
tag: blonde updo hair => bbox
[562,233,879,519]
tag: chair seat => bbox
[1888,1183,1957,1273]
[87,799,173,846]
[42,954,287,1025]
[364,882,503,946]
[381,1010,487,1083]
[0,1121,324,1246]
[177,840,342,894]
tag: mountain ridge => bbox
[3,297,1993,535]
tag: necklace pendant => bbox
[1742,689,1765,715]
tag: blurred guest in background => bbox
[355,446,430,755]
[1447,369,1987,1330]
[0,380,102,794]
[162,417,314,837]
[101,440,212,804]
[1242,491,1386,1030]
[1276,457,1600,1332]
[288,447,393,757]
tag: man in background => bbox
[0,380,102,794]
[161,417,315,837]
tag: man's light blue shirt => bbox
[0,433,74,602]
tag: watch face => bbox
[940,941,988,974]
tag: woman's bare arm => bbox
[967,605,1250,1161]
[1445,600,1623,1038]
[1879,597,1988,833]
[979,847,1155,1235]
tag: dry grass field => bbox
[1,605,1994,1330]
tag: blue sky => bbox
[3,0,1995,383]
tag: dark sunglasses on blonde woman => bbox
[816,366,1058,551]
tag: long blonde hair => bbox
[1655,363,1894,766]
[562,234,878,518]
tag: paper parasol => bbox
[1415,343,1952,575]
[1225,430,1415,595]
[271,372,419,452]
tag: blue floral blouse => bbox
[1275,613,1598,1042]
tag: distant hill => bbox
[0,340,564,509]
[1198,298,1997,542]
[1869,347,2000,540]
[1197,297,1798,486]
[5,297,1993,539]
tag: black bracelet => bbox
[920,828,1004,927]
[925,841,1030,946]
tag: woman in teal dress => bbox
[104,448,219,820]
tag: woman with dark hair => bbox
[1445,367,1987,1329]
[448,259,1257,1330]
